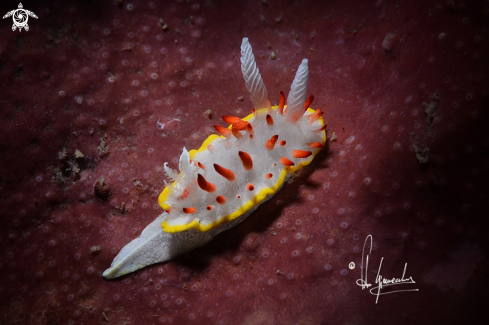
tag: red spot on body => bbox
[247,123,254,135]
[216,195,226,204]
[292,150,312,158]
[265,135,279,150]
[214,164,236,181]
[265,173,273,179]
[197,174,216,192]
[197,162,205,169]
[279,140,286,146]
[266,114,274,125]
[308,142,324,148]
[207,205,213,210]
[238,151,253,170]
[278,91,285,115]
[280,157,295,166]
[246,183,254,191]
[180,188,189,199]
[183,207,196,214]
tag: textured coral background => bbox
[1,0,488,324]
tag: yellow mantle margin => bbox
[158,106,326,233]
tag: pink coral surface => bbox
[1,0,488,324]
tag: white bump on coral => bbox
[240,37,269,109]
[286,59,309,117]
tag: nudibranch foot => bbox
[102,190,284,279]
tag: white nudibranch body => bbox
[103,37,326,279]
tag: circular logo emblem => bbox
[2,3,38,32]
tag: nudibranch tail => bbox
[103,37,326,279]
[241,37,270,110]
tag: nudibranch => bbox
[103,37,326,279]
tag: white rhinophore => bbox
[286,59,309,117]
[240,37,270,110]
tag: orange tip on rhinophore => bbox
[231,127,243,139]
[307,142,324,148]
[307,108,323,125]
[279,157,295,166]
[314,125,327,133]
[233,121,250,131]
[231,121,251,139]
[216,195,226,204]
[278,91,285,115]
[266,114,274,125]
[292,150,312,158]
[265,135,279,150]
[238,151,253,170]
[222,116,243,124]
[214,164,236,181]
[214,125,232,138]
[289,94,314,123]
[183,207,196,214]
[197,174,216,193]
[304,94,314,109]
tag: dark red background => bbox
[0,0,488,324]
